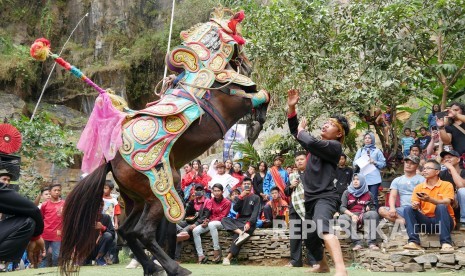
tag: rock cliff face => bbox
[0,0,217,185]
[0,0,215,121]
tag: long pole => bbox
[30,13,89,122]
[163,0,176,84]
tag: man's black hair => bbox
[270,186,280,193]
[50,183,62,189]
[331,115,350,136]
[243,177,252,183]
[340,153,347,159]
[419,126,427,131]
[212,183,224,191]
[404,127,411,132]
[410,144,421,151]
[294,151,307,158]
[41,187,50,193]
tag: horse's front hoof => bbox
[155,271,167,276]
[176,267,192,276]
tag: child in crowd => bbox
[227,189,241,219]
[401,128,416,157]
[40,183,65,267]
[262,187,288,228]
[102,180,121,230]
[34,187,51,209]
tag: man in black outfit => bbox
[287,89,349,276]
[285,151,317,268]
[221,177,260,265]
[0,179,45,267]
[335,154,353,200]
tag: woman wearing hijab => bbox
[353,132,386,209]
[207,159,219,178]
[338,174,380,251]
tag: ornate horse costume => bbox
[31,8,269,276]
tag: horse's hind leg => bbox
[118,200,162,275]
[135,201,191,276]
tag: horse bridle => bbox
[171,82,262,138]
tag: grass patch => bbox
[7,263,454,276]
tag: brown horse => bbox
[59,84,269,275]
[59,8,269,275]
[59,81,269,276]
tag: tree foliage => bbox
[10,113,80,198]
[228,0,465,130]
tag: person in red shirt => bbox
[181,160,211,199]
[39,183,65,267]
[192,183,231,264]
[262,187,288,228]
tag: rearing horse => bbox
[50,8,270,276]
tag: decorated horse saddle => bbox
[119,91,203,222]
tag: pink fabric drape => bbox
[77,93,126,173]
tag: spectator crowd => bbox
[0,99,464,275]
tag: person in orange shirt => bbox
[403,160,455,252]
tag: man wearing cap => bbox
[0,171,45,267]
[0,170,12,185]
[439,150,465,229]
[0,169,19,192]
[378,155,425,225]
[208,162,239,198]
[263,155,289,203]
[287,89,349,275]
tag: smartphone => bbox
[436,111,448,119]
[431,126,438,131]
[416,192,426,197]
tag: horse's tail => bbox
[59,162,111,275]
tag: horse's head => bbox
[166,7,269,138]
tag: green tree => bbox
[228,0,465,154]
[10,113,80,198]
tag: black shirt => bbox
[0,183,44,242]
[252,173,264,195]
[417,136,431,150]
[288,114,342,203]
[446,122,465,155]
[439,169,465,190]
[335,166,353,199]
[234,193,261,225]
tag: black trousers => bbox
[289,210,317,266]
[157,218,177,259]
[0,216,35,262]
[221,217,255,257]
[90,232,114,260]
[303,198,339,262]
